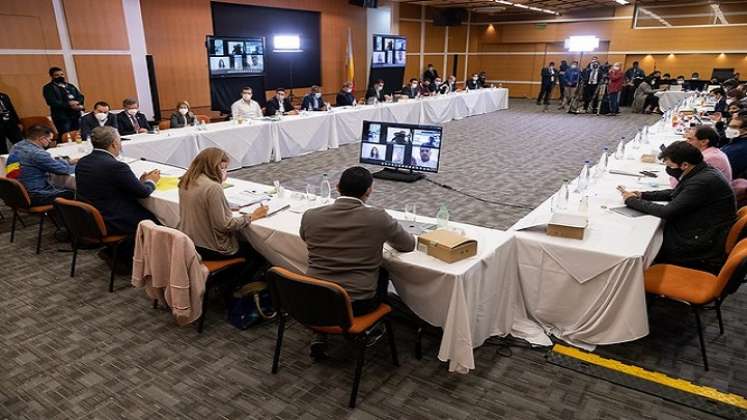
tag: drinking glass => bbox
[404,203,417,222]
[305,184,317,203]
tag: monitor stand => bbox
[372,167,424,183]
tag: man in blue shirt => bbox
[721,114,747,178]
[5,125,76,206]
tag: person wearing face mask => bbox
[400,78,420,99]
[466,73,481,90]
[265,88,297,116]
[632,77,662,114]
[116,98,151,135]
[422,64,439,83]
[536,62,557,110]
[5,125,76,206]
[43,67,85,134]
[0,91,22,155]
[301,85,329,111]
[720,115,747,178]
[619,141,736,274]
[231,87,262,120]
[169,101,196,128]
[335,82,357,107]
[75,126,161,260]
[444,75,458,93]
[78,101,118,140]
[711,88,727,113]
[365,79,390,104]
[582,57,601,112]
[560,61,581,110]
[670,126,731,187]
[177,147,268,280]
[606,62,624,116]
[419,79,434,96]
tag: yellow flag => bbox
[346,28,355,89]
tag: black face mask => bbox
[53,76,65,84]
[666,166,684,179]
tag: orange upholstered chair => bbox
[0,178,55,254]
[266,266,398,408]
[724,212,747,253]
[20,116,58,138]
[644,238,747,370]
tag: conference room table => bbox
[655,90,697,111]
[510,118,685,349]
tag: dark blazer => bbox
[365,87,385,103]
[442,82,457,94]
[335,90,356,107]
[265,96,294,116]
[466,79,481,90]
[42,82,84,120]
[300,94,325,111]
[116,111,151,135]
[78,112,118,140]
[422,68,439,83]
[0,92,22,148]
[75,150,157,235]
[714,97,728,114]
[300,197,415,301]
[625,163,736,273]
[400,85,419,99]
[169,111,195,128]
[540,67,557,87]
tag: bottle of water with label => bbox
[436,204,450,229]
[320,174,331,203]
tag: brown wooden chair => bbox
[59,130,81,143]
[725,212,747,254]
[266,267,398,408]
[53,198,128,292]
[0,178,54,254]
[195,114,210,124]
[158,120,171,131]
[644,238,747,370]
[20,116,58,138]
[737,206,747,220]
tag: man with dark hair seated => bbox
[5,125,76,206]
[300,166,416,358]
[265,88,297,116]
[618,141,736,273]
[116,97,151,135]
[79,101,118,140]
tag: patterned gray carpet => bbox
[1,99,744,419]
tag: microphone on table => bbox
[139,157,187,170]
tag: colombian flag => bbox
[345,27,355,89]
[5,154,21,179]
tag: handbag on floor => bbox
[227,281,276,330]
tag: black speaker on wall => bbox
[432,8,466,26]
[145,55,161,122]
[349,0,378,7]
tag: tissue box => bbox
[417,229,477,263]
[546,213,588,240]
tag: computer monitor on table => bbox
[359,121,442,182]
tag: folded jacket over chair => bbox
[132,220,208,325]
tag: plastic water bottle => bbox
[319,174,331,203]
[578,195,589,214]
[614,138,624,160]
[557,180,569,210]
[576,161,590,193]
[595,147,608,178]
[436,204,450,228]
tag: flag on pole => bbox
[345,27,355,89]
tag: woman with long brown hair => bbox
[177,147,267,263]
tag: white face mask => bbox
[179,108,188,115]
[472,77,478,81]
[692,76,699,80]
[242,94,252,101]
[727,98,735,105]
[344,88,352,93]
[127,108,138,115]
[613,66,621,70]
[95,112,108,122]
[726,128,741,139]
[411,83,418,89]
[375,85,382,91]
[571,65,577,69]
[434,80,441,85]
[314,92,322,99]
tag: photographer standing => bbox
[0,91,22,155]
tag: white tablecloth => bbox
[192,121,275,170]
[655,91,696,111]
[123,129,200,169]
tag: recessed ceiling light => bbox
[614,0,630,5]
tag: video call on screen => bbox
[208,36,265,76]
[372,34,406,68]
[360,121,442,173]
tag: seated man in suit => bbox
[619,141,736,274]
[265,88,297,116]
[300,166,416,358]
[79,101,118,140]
[5,125,76,206]
[335,82,356,107]
[75,126,160,258]
[300,85,329,111]
[231,87,263,120]
[442,75,458,94]
[116,98,151,135]
[365,79,390,104]
[466,73,481,90]
[400,78,420,99]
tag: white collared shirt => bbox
[231,99,262,119]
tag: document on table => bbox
[239,199,290,217]
[225,190,271,209]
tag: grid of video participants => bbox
[208,37,264,76]
[359,121,442,173]
[372,35,406,68]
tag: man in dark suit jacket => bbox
[79,101,118,140]
[0,92,23,154]
[300,86,328,111]
[75,126,160,238]
[116,98,151,135]
[400,78,420,99]
[537,62,557,108]
[335,82,356,107]
[365,79,389,104]
[621,141,736,274]
[422,64,439,83]
[265,88,297,116]
[466,73,481,90]
[42,67,84,134]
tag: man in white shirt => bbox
[413,146,438,169]
[231,87,262,119]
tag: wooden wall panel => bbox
[399,21,421,53]
[399,3,420,19]
[424,23,445,53]
[446,54,465,81]
[0,55,66,117]
[141,0,368,116]
[0,0,61,49]
[73,55,136,109]
[63,0,129,50]
[447,25,467,53]
[404,55,420,83]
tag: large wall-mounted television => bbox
[207,35,265,77]
[372,34,406,68]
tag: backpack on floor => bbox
[227,280,276,330]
